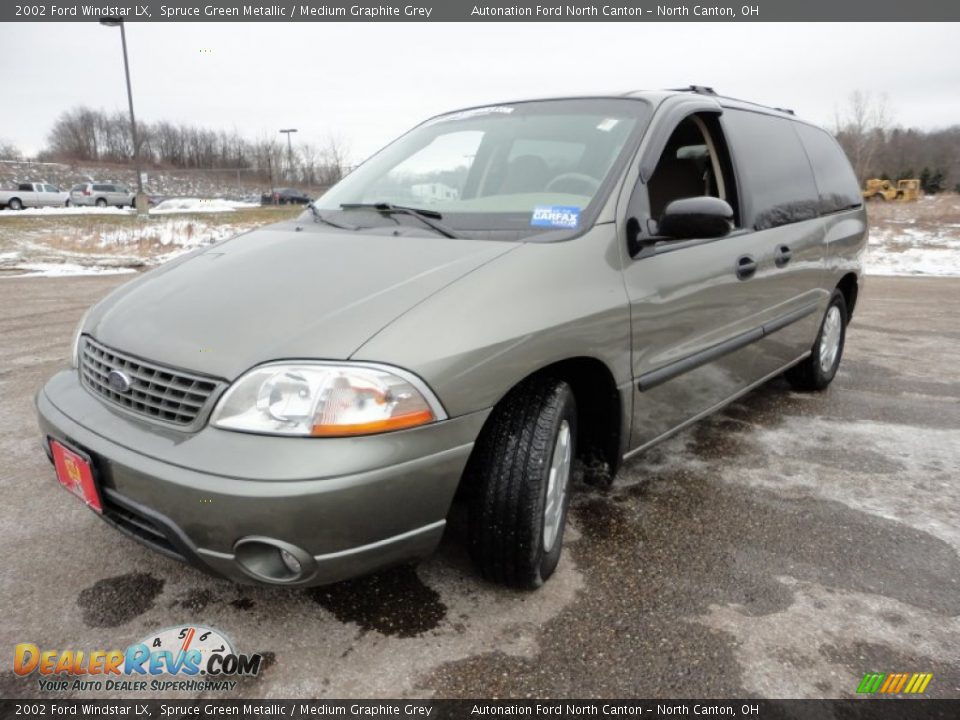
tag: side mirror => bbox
[658,196,733,240]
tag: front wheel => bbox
[466,376,577,589]
[785,290,848,391]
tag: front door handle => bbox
[774,245,792,268]
[736,254,757,280]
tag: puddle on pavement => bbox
[306,566,447,638]
[76,572,164,628]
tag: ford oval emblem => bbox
[107,369,132,393]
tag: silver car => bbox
[70,182,135,208]
[37,88,866,589]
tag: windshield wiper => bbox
[339,202,458,239]
[308,202,357,230]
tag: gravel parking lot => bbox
[1,274,958,699]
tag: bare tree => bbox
[834,90,893,184]
[298,142,321,185]
[0,140,23,160]
[318,134,349,186]
[40,105,353,189]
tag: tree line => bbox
[2,97,958,193]
[2,106,347,187]
[833,91,960,193]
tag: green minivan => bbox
[37,87,866,589]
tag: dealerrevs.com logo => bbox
[14,625,263,693]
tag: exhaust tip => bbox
[234,536,316,584]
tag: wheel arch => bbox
[837,272,859,321]
[463,355,624,490]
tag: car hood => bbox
[86,224,517,380]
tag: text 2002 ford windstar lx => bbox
[37,87,866,589]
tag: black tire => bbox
[785,289,848,391]
[64,199,71,207]
[466,376,577,589]
[8,198,22,210]
[95,198,107,207]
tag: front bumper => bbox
[37,369,487,586]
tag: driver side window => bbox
[646,114,740,228]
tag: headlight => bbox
[70,310,91,368]
[210,362,446,437]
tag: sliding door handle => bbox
[736,254,757,280]
[774,245,792,268]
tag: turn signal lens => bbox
[211,362,444,437]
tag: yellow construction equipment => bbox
[862,178,921,202]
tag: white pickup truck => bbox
[0,182,71,210]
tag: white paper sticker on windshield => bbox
[596,118,620,132]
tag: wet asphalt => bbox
[0,274,958,700]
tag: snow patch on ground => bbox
[0,197,258,217]
[149,198,258,213]
[97,218,243,249]
[0,206,129,217]
[0,217,247,277]
[730,416,960,552]
[701,578,960,698]
[7,262,136,278]
[866,226,960,277]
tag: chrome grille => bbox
[79,336,220,427]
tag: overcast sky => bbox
[2,22,958,161]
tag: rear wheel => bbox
[466,376,577,589]
[95,198,107,208]
[785,289,847,391]
[8,198,22,210]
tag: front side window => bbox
[645,114,740,227]
[313,99,651,239]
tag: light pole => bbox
[100,17,147,215]
[279,128,298,182]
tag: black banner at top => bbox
[2,0,959,22]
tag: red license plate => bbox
[50,439,102,513]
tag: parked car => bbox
[0,182,70,210]
[70,183,135,208]
[37,87,866,589]
[261,187,312,205]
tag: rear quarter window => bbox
[794,123,862,214]
[722,109,819,231]
[92,184,111,191]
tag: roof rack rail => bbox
[773,107,795,115]
[667,85,718,96]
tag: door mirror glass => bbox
[658,196,733,240]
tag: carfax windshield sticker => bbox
[13,624,264,693]
[531,205,581,229]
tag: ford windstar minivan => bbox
[37,87,866,589]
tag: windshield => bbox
[311,98,651,239]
